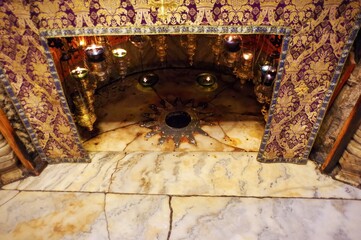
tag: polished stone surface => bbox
[1,192,361,240]
[3,152,361,200]
[2,150,361,239]
[0,191,108,240]
[0,190,19,206]
[106,194,170,240]
[170,197,361,240]
[83,69,265,152]
[2,152,123,192]
[107,152,361,198]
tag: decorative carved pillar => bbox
[0,83,46,185]
[311,60,361,188]
[311,61,361,164]
[0,133,24,186]
[335,126,361,187]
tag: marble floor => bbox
[82,69,265,152]
[1,151,361,239]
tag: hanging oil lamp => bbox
[224,51,240,68]
[112,48,127,58]
[71,92,97,132]
[180,35,197,66]
[223,35,241,52]
[70,66,89,80]
[71,66,95,90]
[85,44,105,62]
[212,35,223,65]
[96,36,113,63]
[151,35,168,64]
[77,37,87,50]
[260,61,272,75]
[130,35,149,49]
[263,66,277,86]
[112,48,128,79]
[234,49,254,85]
[70,66,95,103]
[70,67,97,131]
[242,50,254,63]
[130,35,149,71]
[85,44,108,82]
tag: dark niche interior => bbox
[48,34,283,152]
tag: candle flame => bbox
[143,77,148,82]
[79,40,85,46]
[206,76,211,81]
[71,67,88,78]
[225,35,241,43]
[266,74,273,80]
[86,44,103,56]
[75,66,82,74]
[112,48,127,57]
[243,52,253,60]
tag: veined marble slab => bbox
[3,152,361,199]
[106,194,170,240]
[2,152,124,192]
[1,192,360,240]
[109,152,361,198]
[170,197,361,240]
[0,191,171,240]
[0,191,108,240]
[0,190,19,206]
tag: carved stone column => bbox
[311,61,361,188]
[0,133,24,186]
[335,127,361,187]
[311,62,361,163]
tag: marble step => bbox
[2,151,361,199]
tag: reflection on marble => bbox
[2,152,125,192]
[109,152,361,198]
[170,197,361,240]
[106,194,170,240]
[0,191,108,240]
[3,152,361,199]
[84,69,264,152]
